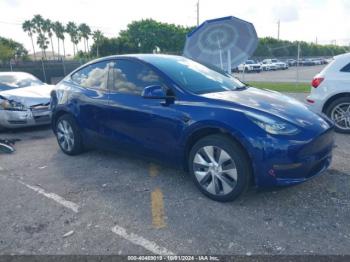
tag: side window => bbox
[109,59,165,95]
[340,63,350,73]
[71,61,110,89]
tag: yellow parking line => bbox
[151,188,166,229]
[149,163,159,177]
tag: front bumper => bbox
[0,108,51,128]
[253,128,335,188]
[247,67,262,72]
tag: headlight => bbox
[245,111,299,135]
[0,99,27,111]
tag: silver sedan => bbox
[0,72,53,129]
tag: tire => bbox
[188,135,252,202]
[325,97,350,134]
[55,114,84,155]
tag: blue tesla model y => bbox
[50,54,334,202]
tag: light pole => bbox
[196,0,200,26]
[296,42,301,88]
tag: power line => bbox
[0,20,21,25]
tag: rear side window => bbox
[71,61,110,89]
[340,63,350,73]
[109,59,165,95]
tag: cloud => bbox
[2,0,19,7]
[272,3,299,23]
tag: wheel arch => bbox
[52,109,75,133]
[322,92,350,113]
[183,126,255,184]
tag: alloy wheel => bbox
[57,120,75,152]
[193,146,238,196]
[331,102,350,131]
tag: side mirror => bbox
[142,85,166,99]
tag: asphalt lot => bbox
[0,93,349,255]
[233,65,326,83]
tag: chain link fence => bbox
[232,43,338,90]
[0,58,92,84]
[0,44,344,89]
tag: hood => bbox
[201,87,330,130]
[0,84,54,107]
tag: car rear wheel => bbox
[56,114,84,155]
[325,97,350,134]
[188,135,252,202]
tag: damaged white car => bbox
[0,72,44,91]
[0,72,54,129]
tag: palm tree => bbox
[53,21,65,59]
[92,30,104,57]
[44,19,55,59]
[79,23,91,53]
[32,15,45,59]
[32,14,44,35]
[66,22,78,56]
[37,33,49,59]
[61,27,67,59]
[75,30,81,54]
[22,20,37,60]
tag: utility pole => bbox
[277,20,280,40]
[296,42,300,88]
[196,0,200,26]
[315,36,318,45]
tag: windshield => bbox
[245,60,254,64]
[0,73,43,90]
[143,55,245,94]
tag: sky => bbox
[1,0,350,56]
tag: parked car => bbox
[270,59,288,70]
[311,58,322,65]
[306,52,350,133]
[260,60,277,71]
[261,59,288,70]
[286,59,297,66]
[0,72,53,129]
[237,60,262,73]
[320,58,329,65]
[51,55,334,202]
[301,59,316,66]
[0,72,44,91]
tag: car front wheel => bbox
[325,97,350,134]
[188,135,252,202]
[56,114,84,155]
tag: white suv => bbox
[306,52,350,133]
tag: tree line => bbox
[254,37,349,58]
[16,17,350,61]
[88,19,349,58]
[0,37,27,62]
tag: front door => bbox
[105,58,186,162]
